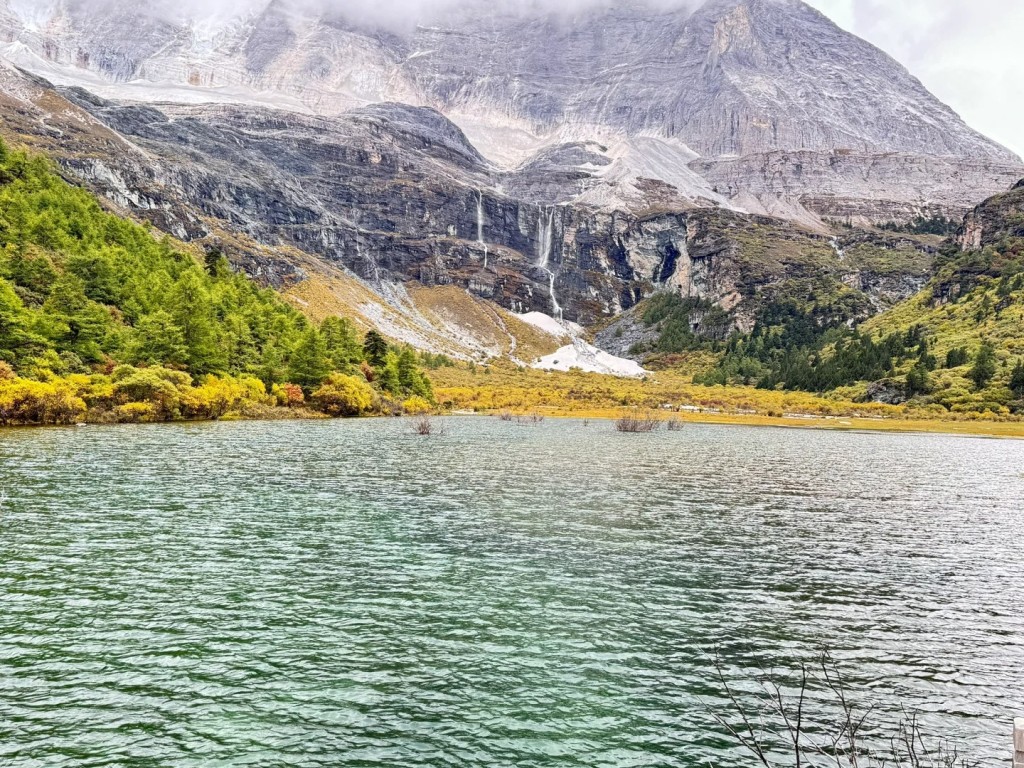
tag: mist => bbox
[66,0,697,30]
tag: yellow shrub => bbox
[181,375,248,420]
[272,383,305,407]
[402,395,433,414]
[113,402,158,423]
[112,366,191,419]
[0,377,87,425]
[312,374,374,417]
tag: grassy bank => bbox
[431,362,1024,438]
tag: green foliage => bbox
[397,346,433,399]
[905,362,932,397]
[363,329,389,367]
[0,138,308,378]
[288,328,330,392]
[641,293,734,353]
[945,347,969,369]
[970,343,997,390]
[321,316,362,372]
[1011,359,1024,398]
[879,215,958,236]
[0,138,433,418]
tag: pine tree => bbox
[41,273,117,362]
[945,347,969,369]
[170,272,224,374]
[905,363,931,397]
[288,327,329,391]
[377,352,401,395]
[1010,359,1024,398]
[204,245,231,278]
[128,310,188,367]
[363,329,389,368]
[0,278,42,363]
[970,343,997,390]
[322,316,362,372]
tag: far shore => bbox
[3,406,1023,439]
[468,408,1024,439]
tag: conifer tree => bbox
[288,327,330,391]
[363,329,389,368]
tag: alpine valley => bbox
[2,0,1024,424]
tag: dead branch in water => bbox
[411,416,444,436]
[615,411,660,433]
[516,413,544,425]
[705,649,975,768]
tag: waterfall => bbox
[535,208,562,320]
[830,236,846,262]
[476,190,488,269]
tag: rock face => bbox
[0,0,1014,340]
[0,61,941,331]
[956,180,1024,252]
[0,0,1020,225]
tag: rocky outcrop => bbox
[956,179,1024,251]
[0,54,959,338]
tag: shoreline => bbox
[471,408,1024,439]
[3,409,1023,439]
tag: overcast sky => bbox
[805,0,1024,158]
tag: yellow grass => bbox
[431,362,1024,438]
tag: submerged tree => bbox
[706,649,975,768]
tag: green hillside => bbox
[0,139,432,425]
[639,184,1024,417]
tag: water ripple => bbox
[1,419,1022,766]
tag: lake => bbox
[1,418,1022,767]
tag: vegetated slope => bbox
[0,138,434,425]
[631,182,1024,417]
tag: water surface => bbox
[1,419,1022,766]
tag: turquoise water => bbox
[1,418,1022,766]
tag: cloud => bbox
[805,0,1024,158]
[80,0,693,30]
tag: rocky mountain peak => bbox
[0,0,1021,233]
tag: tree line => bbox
[0,139,433,422]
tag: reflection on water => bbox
[1,419,1022,766]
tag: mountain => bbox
[0,133,444,425]
[1,0,1019,222]
[632,182,1024,415]
[0,0,1018,343]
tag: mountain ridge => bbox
[0,0,1019,228]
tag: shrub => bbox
[312,374,374,417]
[113,402,158,423]
[181,376,246,420]
[0,378,86,425]
[272,382,305,407]
[615,411,661,432]
[411,415,443,435]
[402,395,432,414]
[112,366,190,419]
